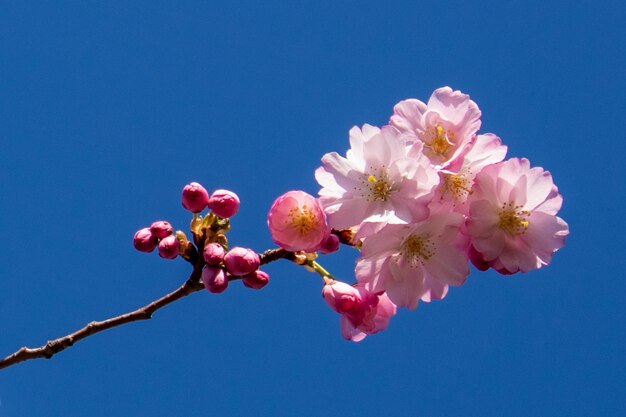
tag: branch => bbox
[0,260,205,370]
[0,247,295,371]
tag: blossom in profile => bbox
[390,86,481,166]
[322,280,396,342]
[355,211,470,309]
[466,158,569,274]
[267,190,330,252]
[315,124,439,234]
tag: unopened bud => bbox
[242,270,269,290]
[208,189,240,218]
[158,235,179,259]
[133,228,157,253]
[182,182,210,213]
[223,247,260,276]
[322,281,362,314]
[149,220,173,239]
[201,266,228,293]
[203,242,226,266]
[319,234,340,254]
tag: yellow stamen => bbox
[401,234,436,267]
[498,202,530,236]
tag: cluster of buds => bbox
[133,221,179,259]
[134,182,269,295]
[202,245,269,293]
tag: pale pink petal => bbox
[340,316,367,342]
[390,98,427,134]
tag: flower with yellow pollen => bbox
[390,86,482,166]
[268,191,330,253]
[356,211,470,310]
[467,158,569,274]
[435,133,508,211]
[316,124,439,235]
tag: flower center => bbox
[424,124,455,157]
[401,234,435,267]
[498,202,530,236]
[356,166,394,202]
[442,170,473,202]
[288,205,316,235]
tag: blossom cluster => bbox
[268,86,568,340]
[134,87,568,344]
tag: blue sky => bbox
[1,1,624,416]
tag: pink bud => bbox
[182,182,210,213]
[149,220,173,239]
[223,247,260,276]
[133,227,157,253]
[203,242,226,266]
[319,234,340,255]
[158,235,179,259]
[322,281,362,314]
[208,189,240,218]
[201,266,228,293]
[242,270,269,290]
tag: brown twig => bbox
[0,259,206,370]
[0,247,296,371]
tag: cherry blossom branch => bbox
[0,248,295,371]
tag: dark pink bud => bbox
[208,189,240,218]
[203,242,226,266]
[182,182,210,213]
[149,220,173,239]
[322,281,362,314]
[133,228,157,253]
[158,235,179,259]
[319,234,340,254]
[201,266,228,293]
[223,247,260,276]
[242,270,269,290]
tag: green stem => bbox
[307,260,334,283]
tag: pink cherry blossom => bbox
[322,280,396,342]
[390,86,481,166]
[466,158,569,274]
[315,124,439,234]
[355,212,470,309]
[267,190,330,252]
[436,133,508,211]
